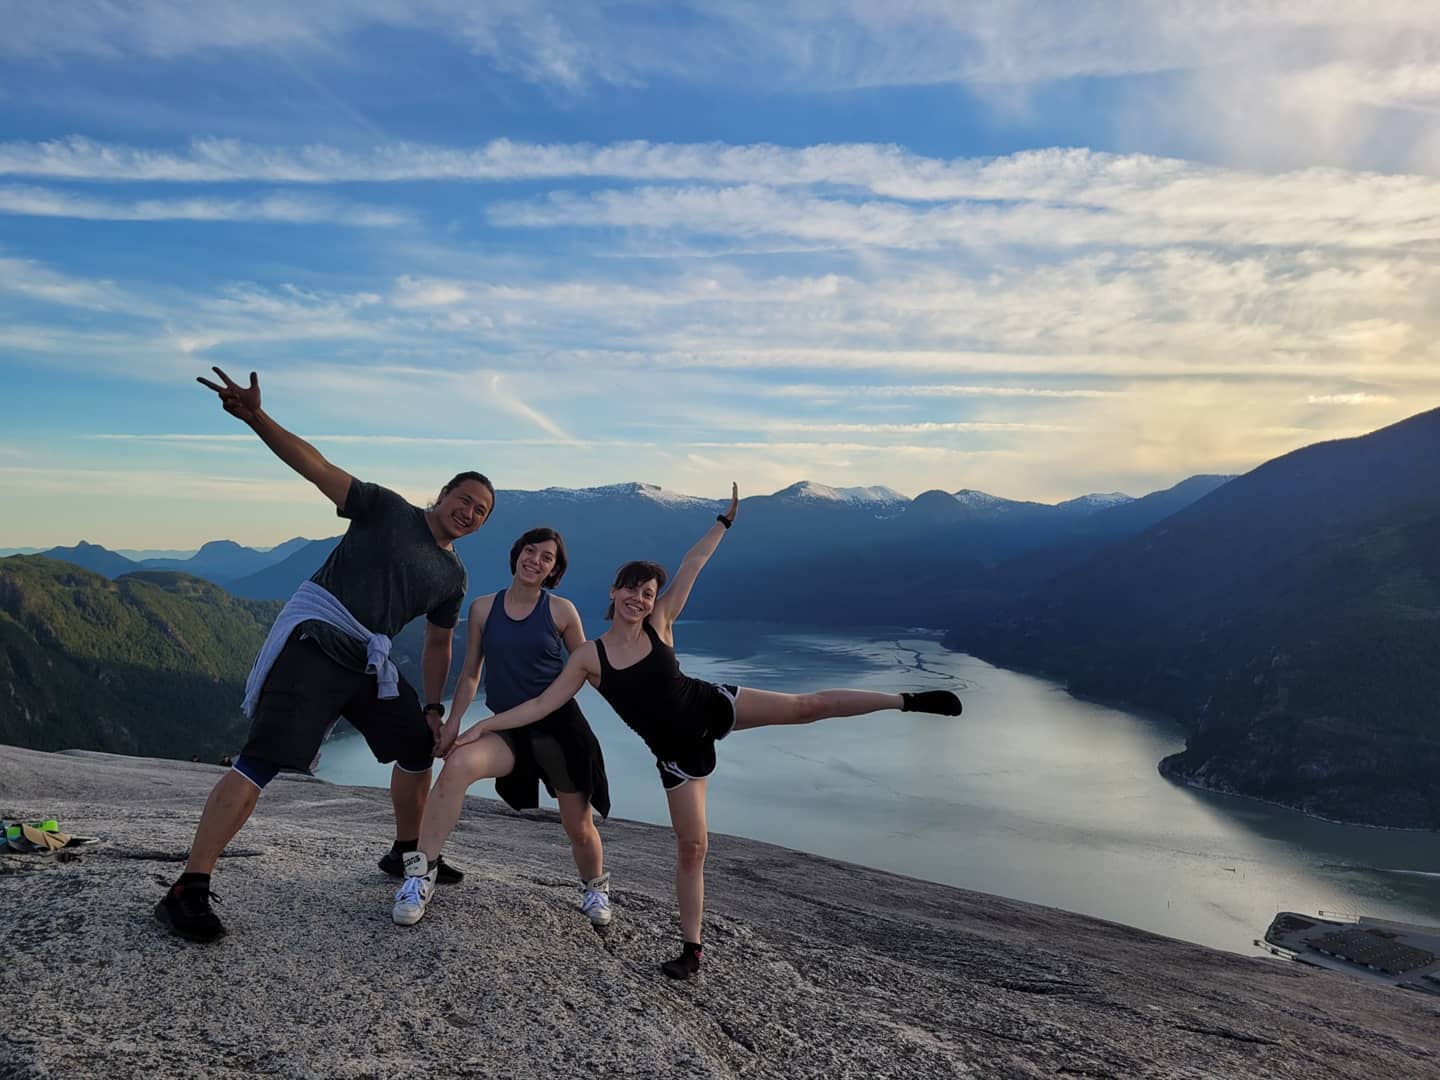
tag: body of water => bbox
[316,622,1440,955]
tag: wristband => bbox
[716,514,732,529]
[424,702,445,718]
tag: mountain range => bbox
[31,536,320,585]
[7,408,1438,829]
[947,407,1440,828]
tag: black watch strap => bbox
[716,514,732,529]
[424,702,445,718]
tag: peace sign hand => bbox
[196,367,261,424]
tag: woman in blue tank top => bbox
[392,527,612,930]
[443,485,964,979]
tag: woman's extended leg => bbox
[731,685,961,731]
[417,733,516,863]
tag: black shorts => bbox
[655,683,738,790]
[241,633,433,772]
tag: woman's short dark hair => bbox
[510,527,568,588]
[605,560,668,619]
[440,471,495,504]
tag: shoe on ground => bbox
[379,848,463,885]
[581,872,612,927]
[900,690,963,716]
[392,851,438,926]
[661,943,703,980]
[155,881,226,943]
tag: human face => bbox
[610,578,660,623]
[434,479,493,542]
[514,540,559,587]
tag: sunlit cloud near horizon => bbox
[2,1,1438,547]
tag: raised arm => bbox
[196,366,352,508]
[452,643,598,747]
[652,482,738,629]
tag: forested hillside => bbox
[0,558,280,761]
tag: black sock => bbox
[392,838,419,855]
[177,872,211,889]
[901,690,963,716]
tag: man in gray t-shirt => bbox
[155,367,494,944]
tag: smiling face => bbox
[514,539,559,587]
[507,526,568,588]
[432,479,493,542]
[605,559,668,622]
[609,577,660,624]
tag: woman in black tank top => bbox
[452,483,963,980]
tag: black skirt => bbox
[494,699,610,819]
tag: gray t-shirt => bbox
[300,479,467,673]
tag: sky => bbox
[2,1,1439,548]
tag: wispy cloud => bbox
[0,254,130,309]
[1306,392,1397,406]
[0,183,408,225]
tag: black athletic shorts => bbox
[654,683,738,790]
[241,632,433,772]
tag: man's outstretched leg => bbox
[155,762,267,942]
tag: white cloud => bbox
[1306,392,1397,405]
[0,183,408,225]
[0,254,129,309]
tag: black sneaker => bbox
[901,690,963,716]
[661,942,703,980]
[378,849,463,885]
[154,881,226,943]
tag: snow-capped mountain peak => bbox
[1058,491,1133,512]
[775,480,907,505]
[951,489,1009,509]
[527,482,721,508]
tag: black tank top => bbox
[594,621,728,757]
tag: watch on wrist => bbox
[715,514,732,529]
[424,702,445,718]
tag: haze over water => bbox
[318,624,1440,955]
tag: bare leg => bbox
[732,687,902,732]
[390,763,433,843]
[417,734,516,862]
[184,770,262,874]
[556,792,604,881]
[665,778,709,944]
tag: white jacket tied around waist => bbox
[241,580,399,718]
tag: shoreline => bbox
[941,641,1439,835]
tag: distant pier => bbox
[1261,911,1440,995]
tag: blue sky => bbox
[3,2,1439,548]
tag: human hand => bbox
[722,482,738,524]
[196,367,261,424]
[431,714,460,757]
[450,722,487,753]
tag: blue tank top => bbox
[482,589,564,712]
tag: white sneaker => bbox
[392,850,437,926]
[581,872,612,927]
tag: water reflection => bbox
[316,622,1440,954]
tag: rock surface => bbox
[2,745,1437,1079]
